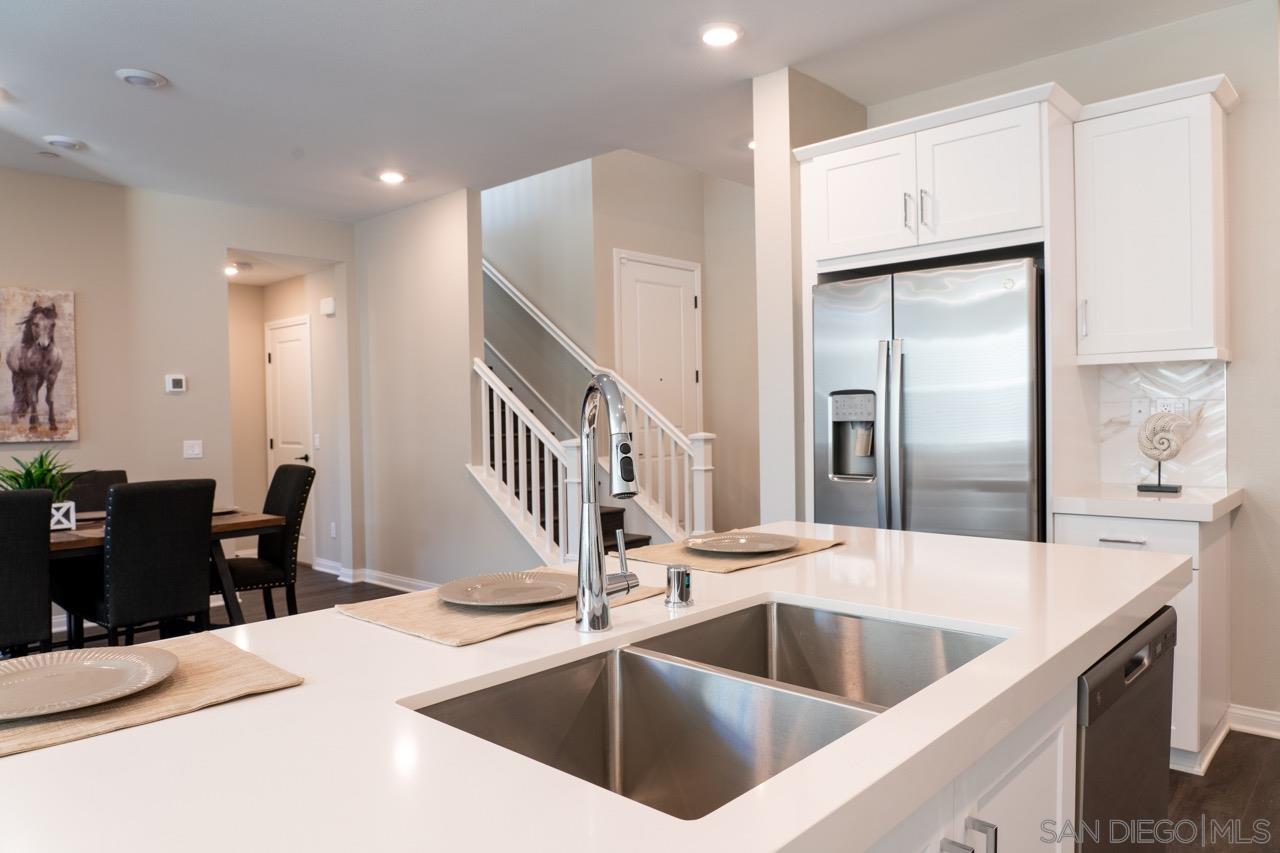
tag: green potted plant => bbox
[0,450,82,530]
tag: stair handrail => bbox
[483,259,693,454]
[473,358,564,456]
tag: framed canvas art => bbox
[1,289,78,442]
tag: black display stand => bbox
[1137,460,1181,494]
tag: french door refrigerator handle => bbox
[875,339,890,528]
[889,339,904,530]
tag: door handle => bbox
[965,817,998,852]
[903,192,912,229]
[1098,536,1147,545]
[874,340,890,527]
[919,188,930,228]
[889,339,904,530]
[294,454,311,463]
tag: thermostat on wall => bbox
[164,374,187,394]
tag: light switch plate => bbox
[183,440,204,459]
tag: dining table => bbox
[48,510,286,626]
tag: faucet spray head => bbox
[609,432,638,499]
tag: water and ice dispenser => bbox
[828,391,876,480]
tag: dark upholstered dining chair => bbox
[53,479,215,647]
[0,489,53,656]
[66,470,128,514]
[216,465,314,618]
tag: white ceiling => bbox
[0,1,1246,222]
[225,249,335,286]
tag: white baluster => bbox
[480,378,491,473]
[542,440,553,555]
[690,433,715,535]
[683,446,693,537]
[505,403,515,502]
[656,427,665,521]
[563,438,582,562]
[557,458,569,564]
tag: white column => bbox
[689,432,716,535]
[752,68,865,523]
[562,438,582,562]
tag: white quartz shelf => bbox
[1053,485,1244,523]
[0,522,1190,853]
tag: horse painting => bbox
[1,290,77,442]
[7,301,63,431]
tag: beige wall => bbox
[0,167,354,518]
[356,189,537,584]
[702,175,760,531]
[227,283,267,523]
[859,0,1280,710]
[752,68,866,523]
[480,160,597,358]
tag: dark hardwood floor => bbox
[1170,732,1280,852]
[58,565,399,646]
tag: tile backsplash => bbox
[1096,360,1227,487]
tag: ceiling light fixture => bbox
[43,135,86,151]
[747,140,756,150]
[225,261,253,277]
[378,170,406,185]
[115,68,169,89]
[700,23,742,47]
[224,265,239,277]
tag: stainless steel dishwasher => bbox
[1076,606,1177,852]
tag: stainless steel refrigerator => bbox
[813,257,1042,541]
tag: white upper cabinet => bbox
[916,103,1043,244]
[804,135,917,260]
[1074,93,1230,363]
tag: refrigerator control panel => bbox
[830,392,875,422]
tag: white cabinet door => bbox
[915,104,1042,244]
[1168,573,1201,752]
[803,134,917,260]
[866,781,955,853]
[955,686,1077,853]
[1075,96,1223,359]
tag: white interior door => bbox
[615,252,701,433]
[265,317,314,565]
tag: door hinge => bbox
[693,295,699,309]
[267,352,272,364]
[269,438,274,450]
[695,369,700,383]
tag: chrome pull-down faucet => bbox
[577,373,639,633]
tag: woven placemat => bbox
[626,535,843,574]
[337,576,663,646]
[0,633,302,758]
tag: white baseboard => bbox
[311,558,435,592]
[1228,702,1280,740]
[1169,704,1280,776]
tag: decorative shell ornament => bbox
[1138,412,1190,462]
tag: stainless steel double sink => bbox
[415,602,1002,820]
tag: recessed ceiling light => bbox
[224,261,253,277]
[115,68,169,89]
[378,170,406,185]
[700,23,742,47]
[747,140,757,151]
[42,135,86,151]
[224,265,239,276]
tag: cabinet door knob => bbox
[940,840,974,853]
[966,816,998,852]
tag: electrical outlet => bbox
[1154,397,1190,417]
[182,440,203,459]
[1130,398,1150,423]
[330,522,337,539]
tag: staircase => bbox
[468,260,711,566]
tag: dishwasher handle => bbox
[1078,606,1177,727]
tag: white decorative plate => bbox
[437,571,577,607]
[0,647,179,721]
[684,531,800,555]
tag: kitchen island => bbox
[0,521,1189,852]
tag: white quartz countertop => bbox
[0,522,1189,853]
[1053,484,1244,522]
